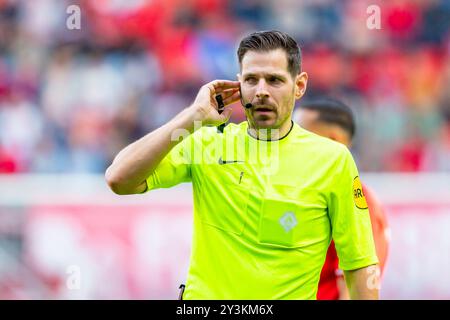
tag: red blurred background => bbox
[0,0,449,299]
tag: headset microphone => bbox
[217,85,253,133]
[216,94,226,133]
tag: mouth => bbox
[254,105,275,112]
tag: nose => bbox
[255,79,270,100]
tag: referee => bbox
[105,30,379,300]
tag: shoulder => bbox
[293,124,352,163]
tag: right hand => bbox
[190,80,241,126]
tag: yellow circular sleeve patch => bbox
[353,176,368,209]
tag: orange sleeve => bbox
[362,184,389,274]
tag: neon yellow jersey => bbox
[146,121,378,299]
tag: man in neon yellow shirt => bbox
[106,30,380,300]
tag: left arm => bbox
[344,264,380,300]
[329,148,380,300]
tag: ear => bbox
[294,72,308,100]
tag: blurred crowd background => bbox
[1,0,450,300]
[0,0,449,174]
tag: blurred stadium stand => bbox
[1,0,449,173]
[0,0,449,299]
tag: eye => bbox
[244,77,257,84]
[268,76,282,84]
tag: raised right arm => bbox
[105,80,240,195]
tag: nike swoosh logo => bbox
[218,157,245,165]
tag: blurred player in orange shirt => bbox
[293,98,390,300]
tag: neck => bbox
[247,120,293,141]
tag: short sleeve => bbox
[145,132,195,191]
[328,147,379,271]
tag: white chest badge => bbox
[279,212,298,233]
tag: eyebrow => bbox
[242,73,287,80]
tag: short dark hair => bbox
[299,98,356,139]
[237,30,302,78]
